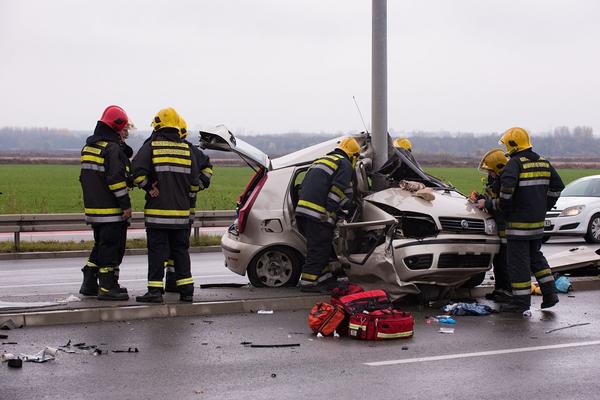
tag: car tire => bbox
[584,213,600,244]
[541,236,551,244]
[247,246,302,288]
[461,272,486,288]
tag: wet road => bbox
[1,290,599,400]
[0,239,597,299]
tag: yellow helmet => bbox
[393,137,412,152]
[151,107,182,131]
[179,117,188,139]
[478,148,508,175]
[337,137,360,157]
[499,127,532,155]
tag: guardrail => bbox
[0,211,236,251]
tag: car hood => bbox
[553,196,598,210]
[365,187,489,222]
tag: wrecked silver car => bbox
[200,127,500,296]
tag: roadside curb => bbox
[1,276,597,328]
[0,294,327,328]
[0,246,222,261]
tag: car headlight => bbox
[484,218,497,235]
[559,205,585,217]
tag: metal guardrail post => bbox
[14,232,20,252]
[193,227,199,242]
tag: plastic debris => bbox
[0,319,22,330]
[7,359,22,368]
[57,294,81,304]
[0,334,9,339]
[522,310,532,318]
[316,333,323,338]
[554,276,572,293]
[199,283,246,288]
[545,323,591,334]
[240,341,252,345]
[257,310,274,315]
[20,347,58,363]
[112,347,139,353]
[401,346,409,350]
[271,373,277,378]
[438,327,455,334]
[333,331,340,338]
[1,353,17,362]
[436,315,456,325]
[2,342,18,345]
[442,302,493,316]
[248,344,300,348]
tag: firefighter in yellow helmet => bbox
[132,107,201,303]
[475,148,511,302]
[163,117,214,293]
[393,137,412,152]
[497,127,565,313]
[295,137,360,292]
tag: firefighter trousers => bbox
[297,217,334,285]
[146,228,193,295]
[492,243,511,292]
[506,238,555,307]
[88,222,128,269]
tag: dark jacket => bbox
[499,149,564,239]
[132,128,200,229]
[482,174,506,241]
[295,148,353,226]
[80,121,131,225]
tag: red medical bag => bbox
[308,302,345,336]
[348,309,414,340]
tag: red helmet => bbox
[99,105,129,131]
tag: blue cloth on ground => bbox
[442,302,493,316]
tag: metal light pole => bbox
[371,0,388,189]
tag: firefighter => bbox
[164,118,213,293]
[295,137,360,292]
[497,127,564,313]
[79,105,132,301]
[393,137,412,152]
[133,108,200,303]
[475,148,512,303]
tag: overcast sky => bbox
[1,0,598,135]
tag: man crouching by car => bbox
[294,137,360,293]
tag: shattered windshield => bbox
[377,148,449,189]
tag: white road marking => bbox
[365,340,600,366]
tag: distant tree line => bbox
[0,126,596,158]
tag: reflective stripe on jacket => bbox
[295,149,353,226]
[499,149,564,239]
[80,122,131,225]
[132,128,200,229]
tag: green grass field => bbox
[0,164,598,214]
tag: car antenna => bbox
[353,96,370,137]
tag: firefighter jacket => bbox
[482,174,506,242]
[185,140,213,222]
[132,128,200,229]
[499,149,564,239]
[295,148,353,226]
[80,121,132,225]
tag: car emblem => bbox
[460,220,469,229]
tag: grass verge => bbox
[0,235,221,253]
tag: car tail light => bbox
[237,172,268,234]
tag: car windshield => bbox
[377,148,450,189]
[562,178,600,197]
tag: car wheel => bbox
[461,272,486,288]
[541,236,551,244]
[247,246,302,288]
[584,214,600,243]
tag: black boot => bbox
[79,266,99,296]
[165,271,178,293]
[136,288,163,303]
[97,271,129,301]
[500,295,530,313]
[113,268,128,294]
[540,282,559,309]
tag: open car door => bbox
[199,125,270,171]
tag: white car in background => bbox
[545,175,600,243]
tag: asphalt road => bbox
[0,240,597,300]
[1,290,599,400]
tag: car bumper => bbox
[221,233,262,276]
[544,216,585,236]
[392,234,500,285]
